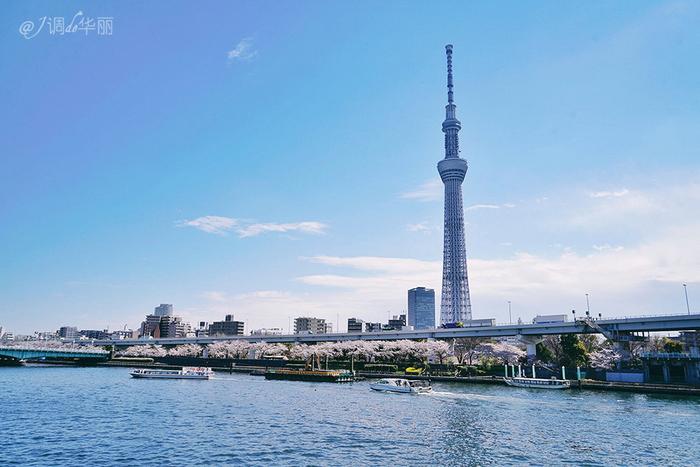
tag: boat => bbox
[264,368,355,383]
[129,367,214,380]
[504,376,570,389]
[369,378,432,394]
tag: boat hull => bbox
[264,369,354,383]
[130,373,210,380]
[504,377,570,389]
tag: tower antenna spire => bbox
[446,44,454,104]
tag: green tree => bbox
[536,342,554,363]
[559,334,589,367]
[662,338,683,353]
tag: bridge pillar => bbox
[518,335,543,360]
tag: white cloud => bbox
[202,291,228,302]
[592,244,624,252]
[400,178,442,202]
[178,216,238,235]
[236,221,328,238]
[589,189,630,198]
[179,217,327,238]
[406,222,432,233]
[465,203,516,211]
[227,38,257,63]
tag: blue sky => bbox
[1,1,699,334]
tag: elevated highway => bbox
[0,346,109,362]
[88,313,700,347]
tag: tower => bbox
[438,44,472,325]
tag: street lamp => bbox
[508,301,512,324]
[571,309,576,321]
[684,283,691,315]
[585,293,591,316]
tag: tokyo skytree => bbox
[438,44,472,325]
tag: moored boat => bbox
[504,376,570,389]
[264,368,355,382]
[130,367,214,380]
[369,378,432,394]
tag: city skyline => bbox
[2,1,700,334]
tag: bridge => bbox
[87,313,700,358]
[0,346,109,363]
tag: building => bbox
[110,329,134,340]
[154,304,174,317]
[140,314,163,338]
[159,315,190,338]
[294,317,330,335]
[347,318,364,333]
[365,322,382,333]
[385,314,408,331]
[80,329,110,340]
[250,328,284,336]
[195,321,209,337]
[139,305,190,338]
[209,314,245,336]
[438,45,472,326]
[408,287,436,329]
[58,326,79,339]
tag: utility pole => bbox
[508,301,512,324]
[684,283,691,315]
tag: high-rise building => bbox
[209,314,245,336]
[408,287,436,329]
[365,322,382,332]
[154,304,174,317]
[347,318,364,333]
[294,317,329,335]
[438,44,472,325]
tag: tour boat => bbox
[369,378,432,394]
[130,367,213,380]
[504,376,570,389]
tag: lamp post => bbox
[684,283,691,315]
[585,293,591,317]
[508,301,512,324]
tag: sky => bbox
[1,1,699,335]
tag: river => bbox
[1,366,698,466]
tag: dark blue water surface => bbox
[1,366,699,466]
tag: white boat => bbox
[369,378,432,394]
[130,367,213,380]
[504,376,570,389]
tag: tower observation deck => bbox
[438,44,472,325]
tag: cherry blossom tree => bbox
[474,342,525,364]
[206,341,251,359]
[118,345,166,357]
[167,344,203,357]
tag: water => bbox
[1,366,699,466]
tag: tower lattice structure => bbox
[437,44,472,325]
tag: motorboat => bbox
[369,378,432,394]
[504,376,570,389]
[130,367,213,380]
